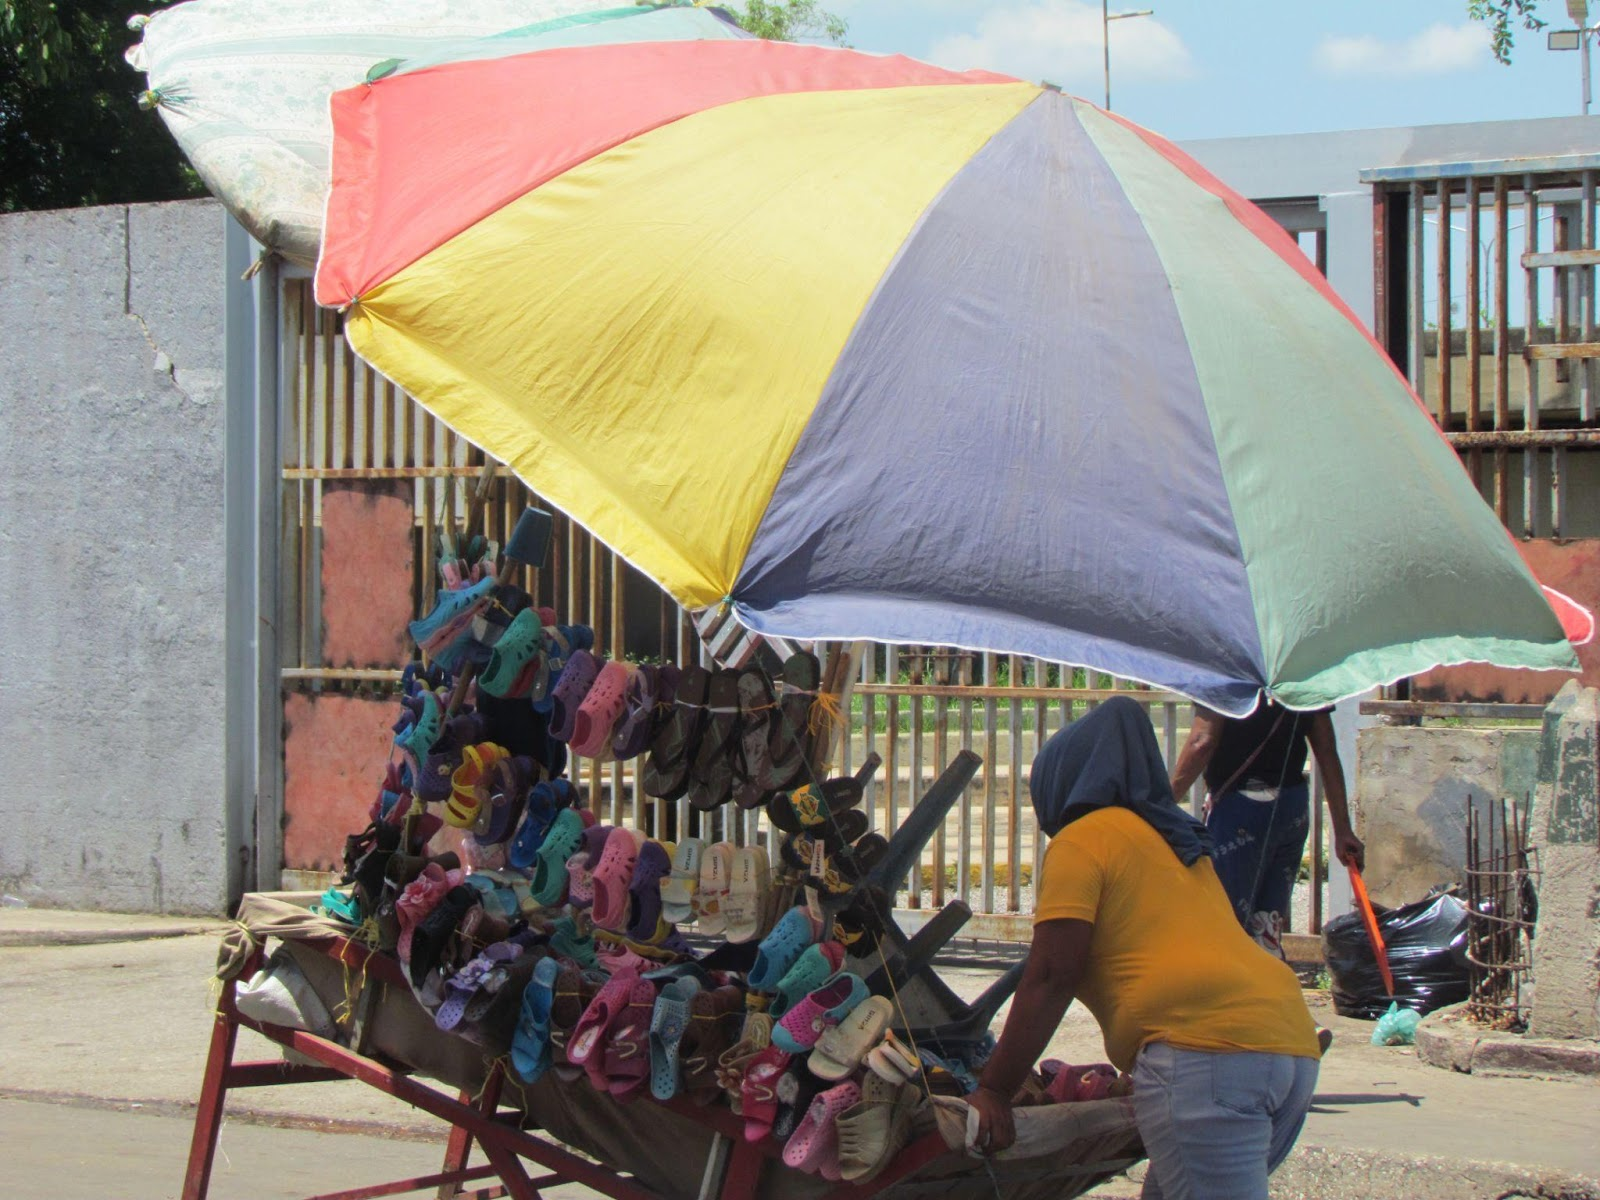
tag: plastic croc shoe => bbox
[445,743,506,828]
[530,624,594,713]
[771,941,845,1017]
[530,809,587,907]
[590,827,643,932]
[547,649,601,741]
[660,837,704,926]
[772,972,869,1054]
[649,976,702,1101]
[479,606,544,699]
[783,1081,861,1180]
[625,840,674,943]
[722,845,771,945]
[610,665,661,762]
[569,659,633,760]
[316,886,361,925]
[810,995,894,1081]
[696,842,734,937]
[564,824,611,909]
[507,781,568,871]
[510,955,562,1082]
[747,906,819,991]
[548,914,598,968]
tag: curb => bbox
[1416,1004,1600,1080]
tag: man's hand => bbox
[1333,827,1365,872]
[967,1086,1015,1156]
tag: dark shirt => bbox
[1203,701,1331,793]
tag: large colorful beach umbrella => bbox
[314,38,1582,716]
[127,0,744,265]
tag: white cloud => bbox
[1314,22,1490,76]
[926,2,1194,91]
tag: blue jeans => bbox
[1132,1042,1318,1200]
[1206,783,1310,926]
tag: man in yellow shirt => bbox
[968,697,1321,1200]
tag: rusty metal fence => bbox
[276,273,1339,936]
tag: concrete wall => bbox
[1355,725,1540,908]
[0,199,230,914]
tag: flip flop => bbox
[772,941,845,1017]
[810,996,895,1082]
[530,808,587,907]
[648,976,702,1102]
[768,650,822,788]
[779,811,871,872]
[783,1081,861,1179]
[747,905,819,991]
[687,669,742,811]
[641,664,710,801]
[548,650,601,743]
[695,842,734,937]
[625,840,675,943]
[547,966,602,1068]
[722,845,771,945]
[509,956,560,1081]
[590,827,644,932]
[732,667,779,809]
[570,659,633,759]
[772,972,869,1054]
[768,771,868,835]
[603,977,660,1101]
[661,838,705,926]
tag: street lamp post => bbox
[1102,4,1154,111]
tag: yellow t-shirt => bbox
[1035,806,1320,1072]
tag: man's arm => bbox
[967,918,1093,1154]
[1169,707,1227,801]
[1306,711,1364,870]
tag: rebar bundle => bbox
[1464,794,1538,1030]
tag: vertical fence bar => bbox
[1436,180,1453,430]
[1408,183,1426,391]
[884,644,900,883]
[908,654,924,909]
[861,649,877,828]
[1493,175,1511,524]
[1584,170,1597,423]
[1523,174,1540,538]
[932,653,950,910]
[1466,179,1483,490]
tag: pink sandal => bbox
[783,1080,861,1179]
[590,827,643,932]
[603,977,660,1101]
[566,970,639,1090]
[570,660,633,759]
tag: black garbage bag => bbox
[1322,888,1471,1019]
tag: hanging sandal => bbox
[732,666,779,809]
[548,650,601,744]
[642,664,710,801]
[722,845,770,945]
[837,1073,918,1183]
[625,840,675,943]
[747,905,819,991]
[783,1081,861,1180]
[661,837,705,926]
[590,827,643,932]
[648,975,703,1101]
[529,808,587,908]
[686,669,742,811]
[772,972,869,1054]
[810,995,894,1081]
[767,650,822,789]
[696,841,734,937]
[771,941,845,1017]
[570,659,633,759]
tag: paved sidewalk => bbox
[1,916,1596,1198]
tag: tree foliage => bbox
[726,0,848,46]
[1,0,202,212]
[1467,0,1549,64]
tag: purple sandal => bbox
[626,839,674,942]
[548,650,600,743]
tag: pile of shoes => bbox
[313,536,1012,1185]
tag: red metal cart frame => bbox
[183,931,957,1200]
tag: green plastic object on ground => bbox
[1372,1002,1422,1046]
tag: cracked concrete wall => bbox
[1355,725,1540,908]
[0,199,228,914]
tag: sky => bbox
[828,0,1587,141]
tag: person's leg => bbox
[1266,1054,1320,1174]
[1131,1044,1278,1200]
[1204,789,1272,925]
[1254,783,1311,926]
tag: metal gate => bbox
[264,266,1344,938]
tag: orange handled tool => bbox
[1349,866,1395,998]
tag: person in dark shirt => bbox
[1169,700,1364,941]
